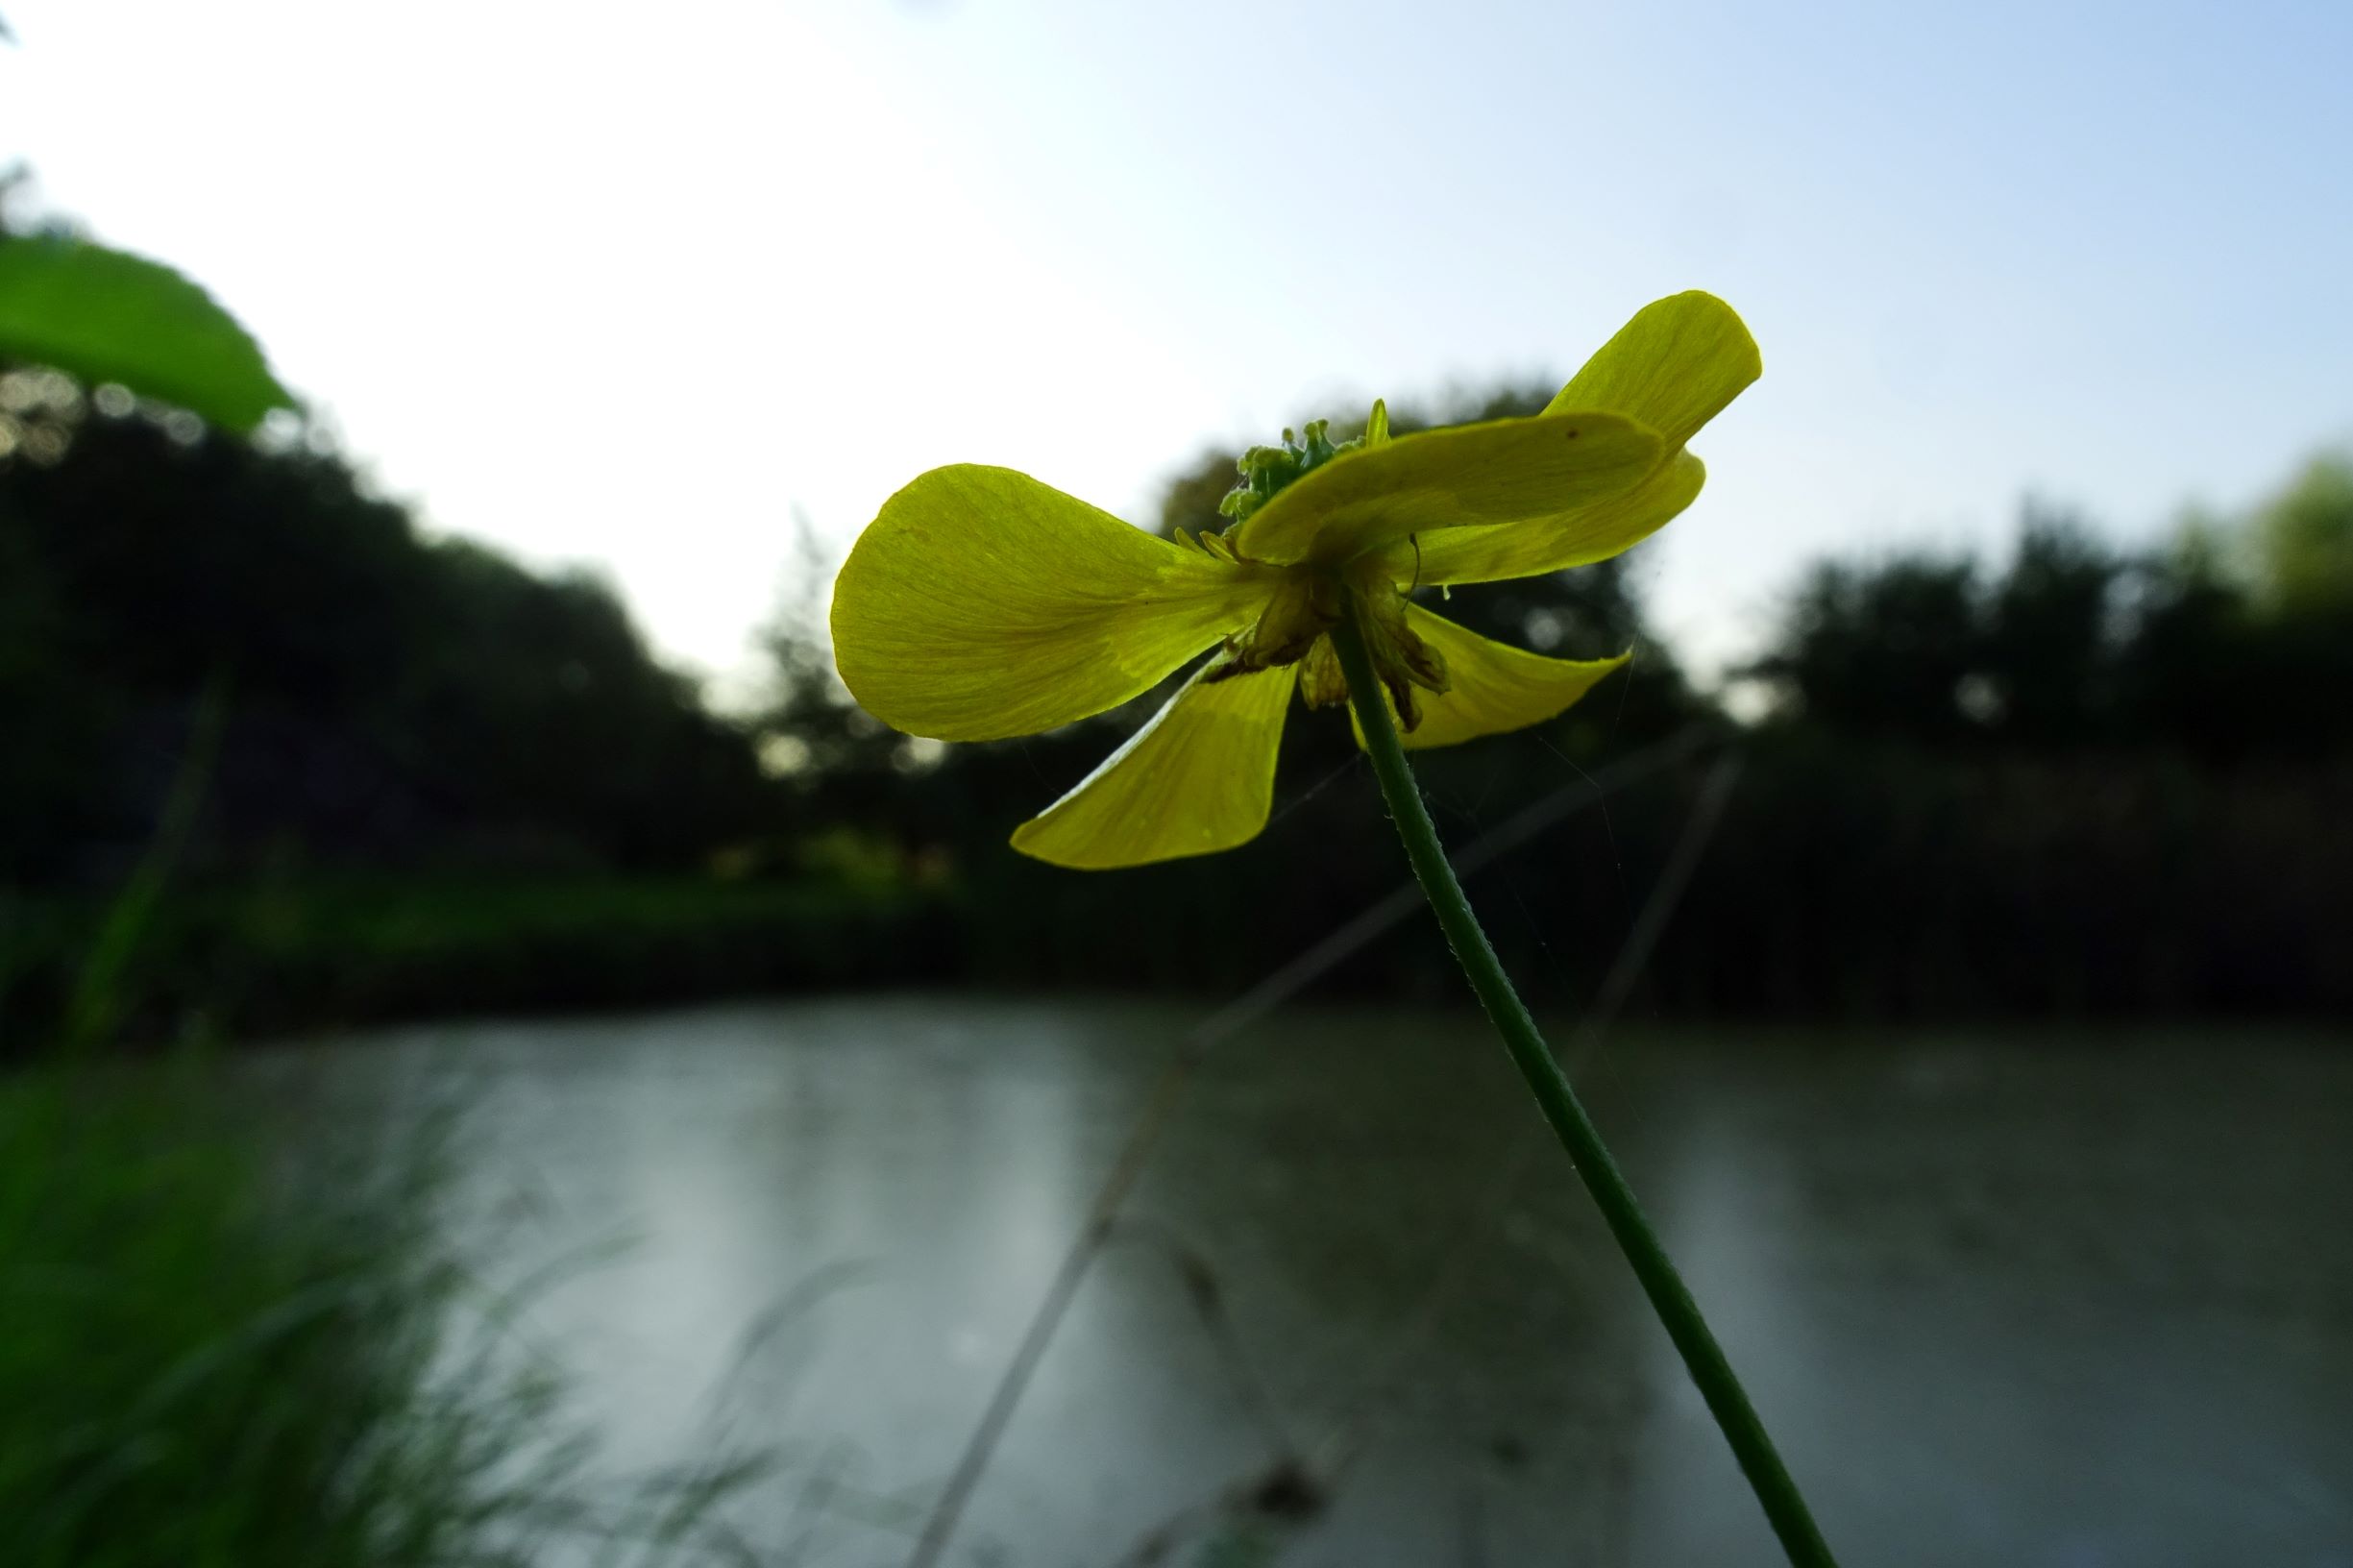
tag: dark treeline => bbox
[1753,488,2353,759]
[0,363,843,1041]
[0,370,769,885]
[4,349,2349,1039]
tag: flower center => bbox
[1214,419,1362,527]
[1209,555,1451,731]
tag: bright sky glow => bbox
[3,0,2347,691]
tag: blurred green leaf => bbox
[0,236,292,432]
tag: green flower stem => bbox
[1331,610,1838,1568]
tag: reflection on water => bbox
[255,1001,2353,1566]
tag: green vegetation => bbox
[2,1067,491,1564]
[0,233,290,433]
[3,874,949,1043]
[0,162,291,437]
[0,1062,772,1567]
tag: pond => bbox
[256,999,2353,1567]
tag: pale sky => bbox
[3,0,2347,693]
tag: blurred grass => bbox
[3,1063,537,1565]
[0,724,862,1561]
[0,1057,791,1566]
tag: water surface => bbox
[257,1000,2353,1566]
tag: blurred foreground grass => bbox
[0,1059,782,1566]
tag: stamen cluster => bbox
[1215,419,1362,527]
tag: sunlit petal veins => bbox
[1348,606,1629,751]
[1411,452,1706,586]
[1545,291,1761,450]
[1010,661,1296,870]
[831,465,1271,742]
[1226,413,1661,568]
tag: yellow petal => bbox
[1411,451,1705,587]
[1409,295,1753,587]
[1225,412,1662,568]
[1546,291,1761,451]
[832,465,1270,742]
[1350,606,1629,751]
[1011,660,1296,870]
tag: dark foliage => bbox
[1745,475,2353,761]
[0,382,772,884]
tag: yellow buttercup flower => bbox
[831,292,1758,870]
